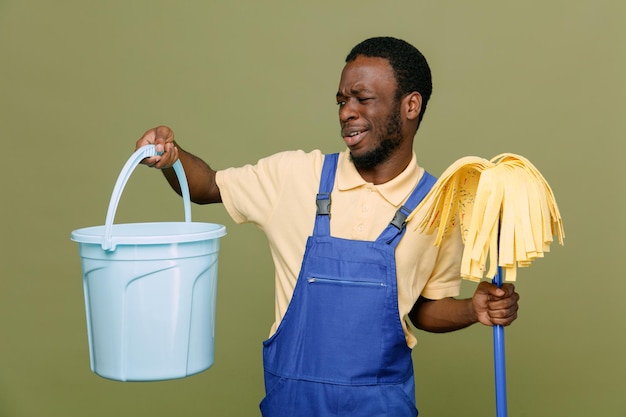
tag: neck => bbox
[355,149,413,185]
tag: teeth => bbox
[350,131,361,137]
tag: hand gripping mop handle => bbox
[102,144,192,251]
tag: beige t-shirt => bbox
[216,149,463,348]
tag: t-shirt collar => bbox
[336,149,422,207]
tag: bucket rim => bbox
[71,221,226,247]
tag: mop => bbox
[408,153,565,416]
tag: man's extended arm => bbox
[136,125,221,204]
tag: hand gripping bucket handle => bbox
[102,144,191,251]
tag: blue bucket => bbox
[71,145,226,382]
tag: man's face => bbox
[336,55,404,170]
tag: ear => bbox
[403,92,423,121]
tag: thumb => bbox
[153,125,174,153]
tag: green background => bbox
[1,1,624,416]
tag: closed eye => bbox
[336,97,373,106]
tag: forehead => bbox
[338,55,397,95]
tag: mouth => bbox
[342,128,368,147]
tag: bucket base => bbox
[93,362,214,382]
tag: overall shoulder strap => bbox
[313,153,339,236]
[377,171,437,245]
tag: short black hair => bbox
[346,37,432,127]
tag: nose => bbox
[339,100,358,124]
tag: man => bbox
[137,37,519,417]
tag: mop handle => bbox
[493,266,508,417]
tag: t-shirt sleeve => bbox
[215,150,321,227]
[419,222,464,300]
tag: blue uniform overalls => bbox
[261,153,436,417]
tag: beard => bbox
[350,109,403,170]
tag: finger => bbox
[142,155,160,167]
[487,283,518,300]
[489,290,519,308]
[140,155,158,166]
[488,299,519,314]
[501,283,516,297]
[136,128,157,149]
[478,281,506,299]
[153,126,174,154]
[136,128,158,166]
[137,126,175,167]
[493,304,518,325]
[489,311,518,327]
[487,299,519,325]
[476,281,497,295]
[153,144,179,169]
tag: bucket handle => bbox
[102,144,192,251]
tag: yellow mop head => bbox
[409,153,565,282]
